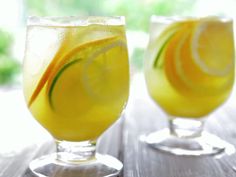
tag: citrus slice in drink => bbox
[191,19,234,76]
[82,40,128,102]
[48,58,92,116]
[47,35,118,93]
[27,26,119,107]
[48,37,128,115]
[152,23,182,68]
[164,26,192,94]
[27,28,72,107]
[164,19,234,96]
[174,27,234,96]
[28,34,117,108]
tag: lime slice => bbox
[48,59,93,116]
[153,23,181,68]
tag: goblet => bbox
[23,16,129,176]
[144,15,235,156]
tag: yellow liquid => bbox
[23,24,129,141]
[145,69,233,117]
[145,18,234,118]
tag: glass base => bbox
[28,153,123,177]
[143,129,235,156]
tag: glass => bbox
[143,15,235,156]
[23,16,129,176]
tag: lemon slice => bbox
[174,30,234,96]
[191,19,234,76]
[164,19,234,96]
[82,40,129,102]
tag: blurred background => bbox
[0,0,236,87]
[0,0,236,154]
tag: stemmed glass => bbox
[144,15,235,156]
[23,16,129,176]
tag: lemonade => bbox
[23,17,129,141]
[145,16,235,118]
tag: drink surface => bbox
[145,16,235,118]
[23,21,129,141]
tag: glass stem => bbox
[169,117,205,138]
[56,140,96,163]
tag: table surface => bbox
[1,74,236,177]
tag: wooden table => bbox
[1,74,236,177]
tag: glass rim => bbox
[150,15,233,23]
[27,15,126,27]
